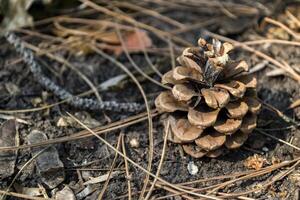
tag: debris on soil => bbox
[55,186,76,200]
[57,112,102,128]
[53,20,152,56]
[113,30,152,56]
[244,154,266,170]
[27,130,65,189]
[0,119,17,179]
[76,185,97,200]
[129,137,140,148]
[83,171,121,185]
[0,0,34,32]
[187,161,198,175]
[0,0,300,199]
[14,183,43,197]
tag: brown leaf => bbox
[244,154,266,170]
[113,30,152,56]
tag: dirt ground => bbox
[0,0,300,199]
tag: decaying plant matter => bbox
[155,38,261,158]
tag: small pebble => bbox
[187,161,198,175]
[262,147,269,152]
[129,138,140,148]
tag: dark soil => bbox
[0,0,300,199]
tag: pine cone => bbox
[155,38,261,158]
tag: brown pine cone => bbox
[155,38,261,158]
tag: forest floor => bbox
[0,0,300,199]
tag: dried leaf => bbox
[244,154,266,170]
[113,30,152,55]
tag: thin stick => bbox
[243,39,300,47]
[144,120,169,200]
[264,17,300,41]
[98,135,122,199]
[256,129,300,151]
[0,110,158,152]
[0,191,52,200]
[121,134,132,200]
[79,0,191,46]
[112,2,185,28]
[204,30,300,83]
[89,45,155,200]
[167,36,176,69]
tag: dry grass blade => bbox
[133,25,164,77]
[114,25,170,90]
[161,157,300,199]
[204,31,300,83]
[259,99,299,126]
[89,45,154,200]
[79,0,191,46]
[256,129,300,151]
[98,135,122,199]
[144,120,169,200]
[264,17,300,41]
[121,134,132,200]
[206,157,300,195]
[111,2,185,28]
[244,39,300,46]
[216,160,300,198]
[66,112,221,200]
[0,191,52,200]
[0,110,158,152]
[167,36,176,69]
